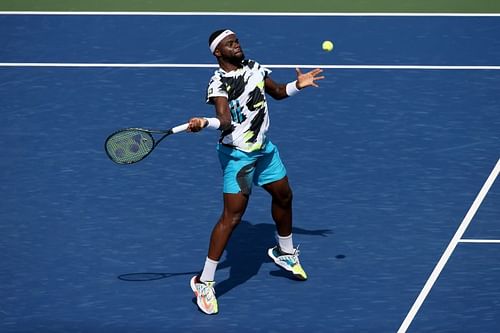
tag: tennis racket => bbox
[105,123,189,164]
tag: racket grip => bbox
[171,123,189,134]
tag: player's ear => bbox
[214,48,221,57]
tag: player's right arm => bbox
[188,96,231,132]
[211,96,232,130]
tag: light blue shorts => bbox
[217,141,287,194]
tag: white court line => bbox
[398,158,500,333]
[459,239,500,244]
[0,63,217,68]
[1,11,500,17]
[1,63,500,70]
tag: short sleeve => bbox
[206,74,228,104]
[262,65,272,79]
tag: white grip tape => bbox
[171,123,189,134]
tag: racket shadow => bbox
[118,271,199,282]
[215,220,332,297]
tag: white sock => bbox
[277,233,294,254]
[200,257,218,282]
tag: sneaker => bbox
[190,275,218,315]
[268,246,308,281]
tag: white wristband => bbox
[204,117,221,130]
[286,80,300,97]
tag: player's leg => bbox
[262,176,293,238]
[254,141,293,245]
[204,146,255,269]
[208,192,249,261]
[191,145,255,314]
[256,142,307,280]
[191,192,248,315]
[263,177,307,280]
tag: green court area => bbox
[1,0,499,12]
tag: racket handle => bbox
[171,123,189,134]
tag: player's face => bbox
[217,34,245,62]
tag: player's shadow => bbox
[117,220,333,299]
[214,220,332,297]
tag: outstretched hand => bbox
[296,68,325,89]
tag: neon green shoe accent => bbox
[268,246,308,281]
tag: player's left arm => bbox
[265,68,325,100]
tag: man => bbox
[187,29,324,315]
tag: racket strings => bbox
[106,130,154,164]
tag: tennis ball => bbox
[322,40,334,52]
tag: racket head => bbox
[105,129,156,164]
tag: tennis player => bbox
[187,29,324,315]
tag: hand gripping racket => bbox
[105,123,189,164]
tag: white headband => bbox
[209,29,235,53]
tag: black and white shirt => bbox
[206,60,271,152]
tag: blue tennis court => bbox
[1,13,499,332]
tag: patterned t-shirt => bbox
[206,59,271,152]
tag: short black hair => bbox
[208,29,229,46]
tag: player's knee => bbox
[275,188,293,207]
[221,212,243,229]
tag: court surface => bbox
[0,12,499,333]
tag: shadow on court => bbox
[118,220,332,297]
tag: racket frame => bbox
[104,123,188,164]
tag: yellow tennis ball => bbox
[322,40,334,52]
